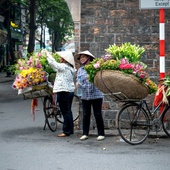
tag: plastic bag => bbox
[154,85,162,107]
[153,84,167,114]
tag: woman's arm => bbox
[46,51,64,72]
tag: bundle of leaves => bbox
[163,76,170,97]
[39,52,60,74]
[105,42,145,63]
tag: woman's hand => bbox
[41,49,48,57]
[41,49,51,57]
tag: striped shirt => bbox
[77,66,103,100]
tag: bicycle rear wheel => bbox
[56,95,80,124]
[162,106,170,137]
[43,96,57,132]
[118,103,150,145]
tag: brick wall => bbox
[77,0,170,129]
[80,0,170,79]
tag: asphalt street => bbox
[0,72,170,170]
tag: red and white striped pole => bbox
[159,9,166,115]
[159,9,165,79]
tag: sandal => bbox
[57,133,67,137]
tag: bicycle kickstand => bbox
[43,119,47,130]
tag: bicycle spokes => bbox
[118,104,150,145]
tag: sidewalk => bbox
[0,72,15,83]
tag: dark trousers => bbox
[81,98,105,136]
[57,92,74,136]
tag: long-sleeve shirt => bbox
[77,66,103,100]
[47,55,76,93]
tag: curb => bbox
[0,73,15,83]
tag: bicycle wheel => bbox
[56,95,80,124]
[162,106,170,137]
[118,103,150,145]
[43,96,57,132]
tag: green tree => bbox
[1,0,74,55]
[36,0,74,52]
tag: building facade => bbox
[69,0,170,129]
[0,1,24,70]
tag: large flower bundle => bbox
[12,51,60,90]
[85,43,157,95]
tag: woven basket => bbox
[94,70,149,99]
[18,82,53,100]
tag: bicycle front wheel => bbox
[43,96,57,132]
[162,106,170,137]
[118,103,150,145]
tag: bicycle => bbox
[43,94,80,132]
[117,92,170,145]
[21,81,80,132]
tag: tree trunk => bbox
[27,0,36,54]
[54,32,60,52]
[5,10,15,65]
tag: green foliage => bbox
[38,0,74,51]
[105,42,145,63]
[163,76,170,96]
[84,58,120,83]
[84,59,100,83]
[39,52,60,74]
[12,0,74,52]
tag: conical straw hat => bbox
[75,50,95,63]
[56,50,75,67]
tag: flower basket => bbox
[94,70,149,99]
[18,82,53,100]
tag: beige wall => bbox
[65,0,81,22]
[65,0,81,53]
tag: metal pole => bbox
[159,9,165,79]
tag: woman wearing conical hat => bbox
[75,50,105,141]
[45,50,76,137]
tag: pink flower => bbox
[19,66,24,70]
[120,58,129,64]
[140,74,145,79]
[38,53,42,57]
[36,64,42,69]
[27,57,33,66]
[135,70,148,79]
[36,58,40,66]
[93,62,101,69]
[133,62,146,74]
[18,60,23,67]
[119,63,134,70]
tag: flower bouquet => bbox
[85,43,157,99]
[12,51,60,99]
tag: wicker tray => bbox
[94,70,149,99]
[18,82,53,100]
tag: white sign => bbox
[140,0,170,9]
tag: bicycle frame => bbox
[121,99,169,127]
[141,100,170,122]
